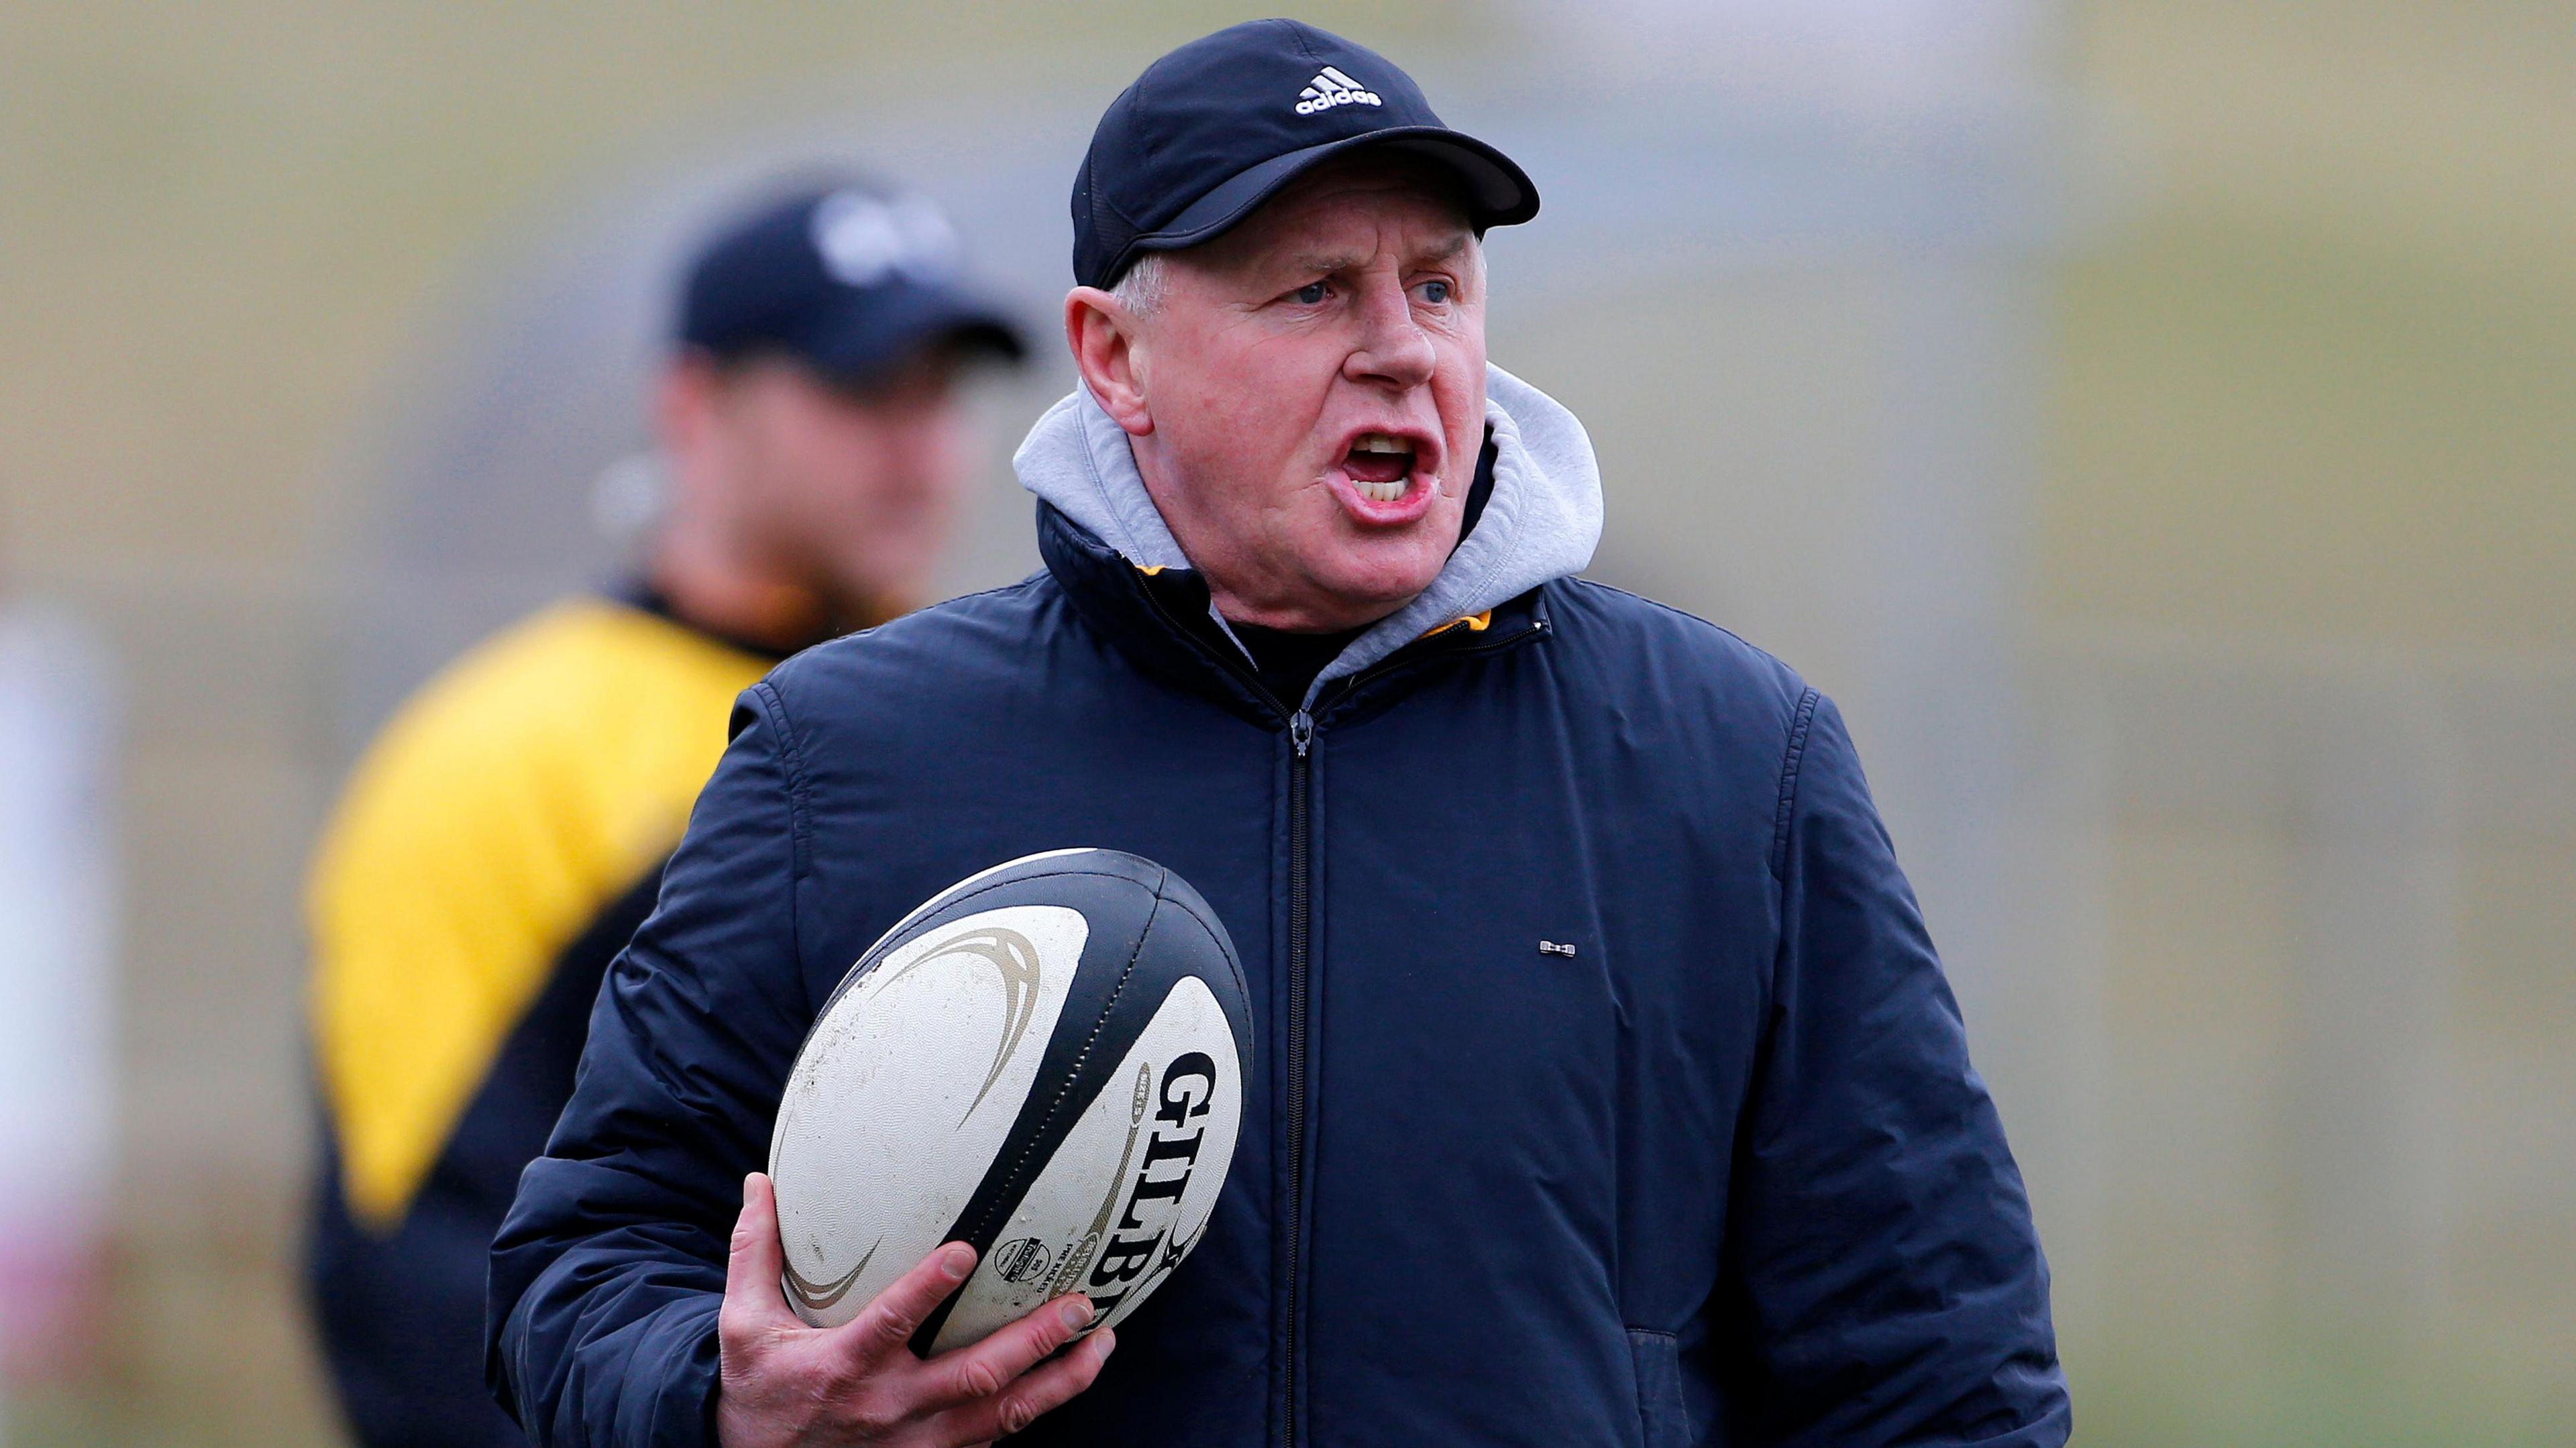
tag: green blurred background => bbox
[2,1,2569,1443]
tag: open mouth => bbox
[1344,432,1419,503]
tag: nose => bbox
[1344,276,1435,391]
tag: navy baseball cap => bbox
[677,181,1024,383]
[1073,19,1540,290]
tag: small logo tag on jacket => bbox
[1295,66,1381,115]
[1538,939,1577,958]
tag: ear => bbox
[653,352,727,469]
[1065,286,1154,437]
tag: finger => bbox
[720,1172,798,1334]
[932,1328,1115,1446]
[837,1241,977,1368]
[918,1294,1095,1411]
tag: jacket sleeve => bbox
[1717,690,2070,1446]
[488,681,816,1448]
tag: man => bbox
[307,178,1022,1447]
[492,21,2072,1448]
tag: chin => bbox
[1303,556,1447,626]
[1309,506,1458,604]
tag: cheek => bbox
[791,435,869,510]
[883,416,969,506]
[1167,335,1331,458]
[1436,343,1488,470]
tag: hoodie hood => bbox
[1014,363,1603,706]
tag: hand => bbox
[715,1172,1115,1447]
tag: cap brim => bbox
[1118,126,1539,280]
[784,278,1027,386]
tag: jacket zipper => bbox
[1118,578,1318,1445]
[1283,706,1312,1447]
[1119,571,1544,1447]
[1275,631,1543,1447]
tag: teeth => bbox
[1352,431,1410,455]
[1354,478,1408,503]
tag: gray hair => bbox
[1107,233,1491,321]
[1109,252,1169,318]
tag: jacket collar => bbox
[1014,362,1603,711]
[1034,500,1550,727]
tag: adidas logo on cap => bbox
[810,189,959,289]
[1293,65,1381,115]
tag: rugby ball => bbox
[767,848,1250,1353]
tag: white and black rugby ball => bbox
[767,848,1251,1353]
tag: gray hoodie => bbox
[1012,363,1605,708]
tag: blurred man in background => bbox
[302,179,1023,1448]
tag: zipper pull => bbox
[1289,710,1313,758]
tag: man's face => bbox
[680,351,975,626]
[1103,160,1487,632]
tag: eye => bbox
[1291,280,1331,305]
[1417,278,1453,305]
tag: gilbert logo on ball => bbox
[767,849,1250,1351]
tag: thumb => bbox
[722,1171,797,1331]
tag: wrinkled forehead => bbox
[1193,151,1479,274]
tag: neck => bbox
[646,516,851,655]
[1206,586,1408,635]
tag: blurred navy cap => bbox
[676,181,1024,382]
[1072,19,1539,290]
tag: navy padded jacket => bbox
[489,500,2070,1447]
